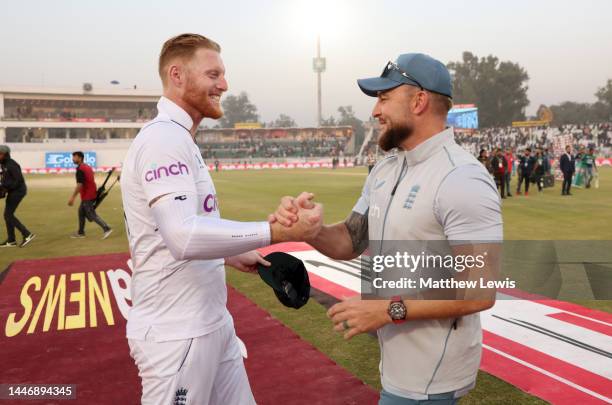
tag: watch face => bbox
[389,302,406,320]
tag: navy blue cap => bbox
[257,252,310,309]
[357,53,452,98]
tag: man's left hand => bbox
[328,297,392,340]
[225,250,271,273]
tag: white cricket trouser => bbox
[128,321,256,405]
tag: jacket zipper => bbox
[377,156,407,379]
[378,157,408,255]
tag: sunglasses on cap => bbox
[382,61,424,90]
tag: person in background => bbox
[583,147,597,188]
[490,147,508,198]
[68,151,113,239]
[515,148,524,194]
[0,145,36,248]
[367,152,376,173]
[477,148,489,172]
[574,146,585,186]
[533,149,545,192]
[516,148,535,196]
[542,148,551,176]
[504,147,514,197]
[575,146,584,162]
[559,145,575,196]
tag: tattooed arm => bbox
[308,210,369,260]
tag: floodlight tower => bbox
[312,34,326,126]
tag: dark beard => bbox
[378,123,412,152]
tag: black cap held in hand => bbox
[257,252,310,309]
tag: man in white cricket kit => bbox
[121,34,321,405]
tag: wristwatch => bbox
[388,296,407,324]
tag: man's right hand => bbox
[269,192,323,243]
[268,192,315,227]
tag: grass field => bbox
[2,167,611,404]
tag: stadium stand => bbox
[197,127,353,159]
[1,87,610,169]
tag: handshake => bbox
[268,192,323,244]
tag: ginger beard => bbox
[183,69,224,120]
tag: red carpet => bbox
[231,286,379,405]
[0,254,378,404]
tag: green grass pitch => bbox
[1,167,610,403]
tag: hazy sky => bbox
[1,0,611,126]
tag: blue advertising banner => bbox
[45,152,97,168]
[447,107,479,129]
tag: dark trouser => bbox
[505,172,512,194]
[495,174,506,197]
[562,173,573,194]
[585,166,593,188]
[4,191,31,242]
[517,172,530,193]
[368,165,374,173]
[535,174,543,191]
[78,200,110,234]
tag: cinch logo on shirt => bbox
[144,161,189,182]
[203,194,219,213]
[403,185,421,209]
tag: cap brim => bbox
[257,251,303,291]
[357,77,402,97]
[257,261,279,290]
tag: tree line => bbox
[216,52,612,130]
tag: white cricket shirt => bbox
[121,97,231,341]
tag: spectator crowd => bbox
[200,134,349,159]
[456,123,611,157]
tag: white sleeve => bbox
[151,192,271,260]
[135,126,197,204]
[434,164,503,243]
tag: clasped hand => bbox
[269,192,323,243]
